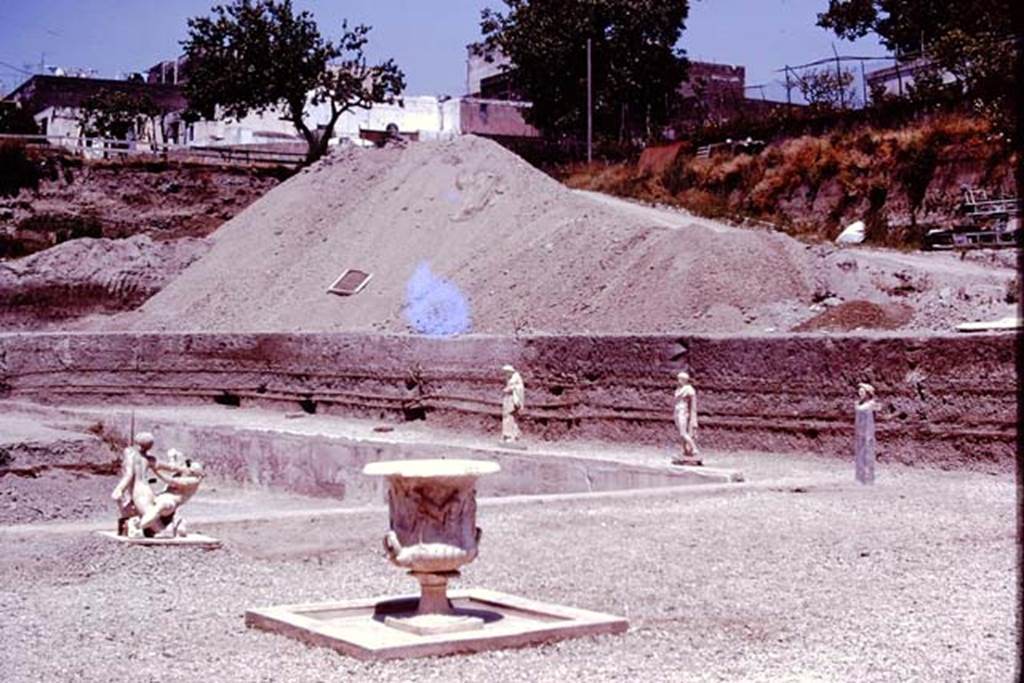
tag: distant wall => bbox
[0,332,1015,469]
[460,98,539,138]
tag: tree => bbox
[182,0,405,163]
[78,90,161,140]
[479,0,690,143]
[816,0,1013,55]
[818,0,1017,138]
[796,67,858,112]
[0,104,40,135]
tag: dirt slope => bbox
[0,235,208,330]
[1,153,286,259]
[115,135,1014,335]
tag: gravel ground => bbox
[0,453,1016,682]
[0,469,117,524]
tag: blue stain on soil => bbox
[404,262,472,336]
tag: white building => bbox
[865,57,957,99]
[184,93,534,148]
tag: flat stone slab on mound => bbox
[96,530,221,548]
[246,588,627,660]
[956,316,1021,332]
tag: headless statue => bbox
[854,383,878,484]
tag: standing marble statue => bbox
[501,364,525,443]
[111,432,206,538]
[854,383,878,484]
[672,371,702,466]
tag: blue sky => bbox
[0,0,885,100]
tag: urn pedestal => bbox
[245,457,628,660]
[364,459,499,635]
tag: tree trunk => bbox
[304,107,346,164]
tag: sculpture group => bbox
[104,364,879,659]
[109,369,880,539]
[111,431,206,539]
[494,364,879,475]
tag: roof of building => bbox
[3,75,187,115]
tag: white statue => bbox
[672,371,701,466]
[111,433,206,538]
[855,383,878,484]
[501,364,525,442]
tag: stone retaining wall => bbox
[0,332,1015,468]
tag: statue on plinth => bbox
[672,371,702,466]
[501,364,525,443]
[111,432,206,538]
[855,383,878,484]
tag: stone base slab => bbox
[384,613,485,636]
[97,530,222,548]
[245,588,628,660]
[671,457,704,467]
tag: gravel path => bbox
[0,454,1015,682]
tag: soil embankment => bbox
[563,113,1017,247]
[0,152,288,328]
[1,331,1014,470]
[114,135,1014,334]
[0,235,209,330]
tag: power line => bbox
[0,60,33,75]
[775,55,892,72]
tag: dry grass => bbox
[558,113,1016,247]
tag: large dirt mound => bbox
[116,135,1015,334]
[119,136,820,334]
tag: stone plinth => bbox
[855,405,877,484]
[96,530,221,548]
[245,589,628,660]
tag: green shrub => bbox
[0,142,41,198]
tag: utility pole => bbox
[860,61,868,106]
[832,43,844,109]
[586,37,593,164]
[784,65,792,106]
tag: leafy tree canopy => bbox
[819,0,1018,139]
[78,90,161,140]
[0,104,40,135]
[182,0,405,162]
[797,67,858,112]
[479,0,690,143]
[817,0,1014,55]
